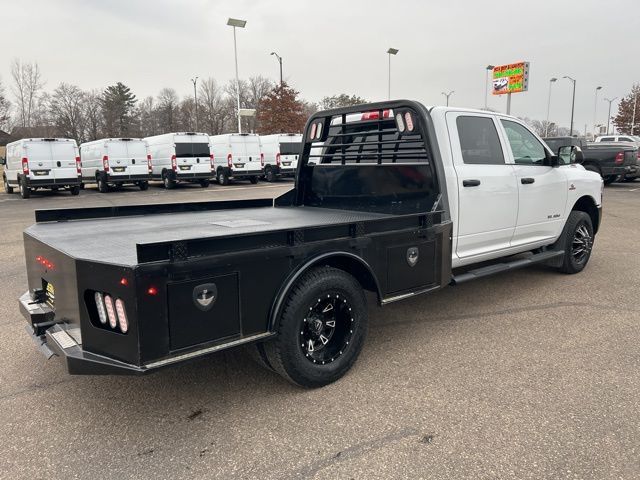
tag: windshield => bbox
[280,142,301,155]
[175,143,210,158]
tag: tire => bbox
[264,166,276,182]
[558,211,594,274]
[138,181,149,191]
[249,176,259,184]
[199,179,210,188]
[97,175,109,193]
[79,183,85,190]
[217,169,229,186]
[263,266,368,388]
[603,175,617,185]
[162,172,176,189]
[69,185,80,196]
[3,175,13,194]
[19,179,30,199]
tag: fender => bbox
[267,251,382,331]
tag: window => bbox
[619,137,633,142]
[175,143,210,158]
[456,116,505,165]
[599,136,615,142]
[501,120,547,165]
[279,142,301,155]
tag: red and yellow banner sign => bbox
[492,62,530,95]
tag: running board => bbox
[451,250,565,285]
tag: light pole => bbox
[190,76,199,131]
[604,97,617,135]
[441,90,454,107]
[270,52,283,86]
[563,76,576,136]
[386,48,398,100]
[484,65,495,110]
[227,17,247,133]
[592,86,602,139]
[545,77,557,136]
[632,88,638,135]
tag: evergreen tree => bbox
[101,82,137,136]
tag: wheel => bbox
[264,166,276,182]
[19,179,31,199]
[69,185,80,196]
[603,175,617,185]
[199,179,210,188]
[97,175,109,193]
[3,175,13,194]
[558,211,594,274]
[249,176,259,184]
[262,266,368,388]
[217,169,229,186]
[162,172,176,189]
[138,181,149,191]
[79,183,85,190]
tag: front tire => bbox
[558,211,594,274]
[97,175,109,193]
[263,266,368,388]
[264,166,276,182]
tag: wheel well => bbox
[572,195,600,234]
[582,162,602,175]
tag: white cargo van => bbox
[209,133,263,185]
[2,138,81,198]
[80,138,151,192]
[144,132,213,189]
[259,133,302,181]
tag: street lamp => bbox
[593,86,602,139]
[632,88,638,135]
[604,97,618,135]
[190,76,198,131]
[484,65,495,110]
[563,76,577,136]
[386,48,399,100]
[227,17,247,133]
[270,52,283,86]
[545,77,558,136]
[441,90,454,107]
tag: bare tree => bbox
[199,78,227,135]
[11,59,44,128]
[139,96,160,137]
[49,83,85,141]
[82,89,103,141]
[156,88,180,132]
[0,76,11,131]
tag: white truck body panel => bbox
[4,138,79,186]
[260,133,302,176]
[144,132,212,180]
[210,133,263,178]
[80,138,150,183]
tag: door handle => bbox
[521,177,535,184]
[462,179,481,187]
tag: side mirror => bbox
[557,145,583,165]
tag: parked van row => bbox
[1,133,303,198]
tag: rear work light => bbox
[22,157,29,175]
[104,294,117,329]
[275,153,281,165]
[94,292,107,324]
[147,154,152,172]
[361,109,391,121]
[93,291,129,333]
[171,154,177,171]
[614,151,624,165]
[102,155,110,172]
[260,153,265,167]
[227,153,233,168]
[75,156,82,175]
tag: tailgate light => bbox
[75,156,82,175]
[115,299,128,333]
[103,155,110,172]
[615,152,624,165]
[92,291,129,333]
[22,157,29,175]
[276,153,281,165]
[147,154,153,172]
[210,154,215,169]
[395,113,406,133]
[361,109,391,120]
[227,154,233,168]
[404,112,415,132]
[260,153,265,167]
[104,294,117,328]
[171,155,177,171]
[94,292,107,324]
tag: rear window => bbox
[456,116,505,165]
[279,142,301,155]
[175,142,210,158]
[599,137,615,142]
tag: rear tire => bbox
[199,179,210,188]
[97,175,109,193]
[19,179,30,199]
[558,211,594,274]
[249,176,259,184]
[217,169,229,186]
[3,175,13,194]
[263,266,368,388]
[603,175,617,185]
[264,166,276,182]
[138,181,149,191]
[162,172,176,189]
[69,185,80,196]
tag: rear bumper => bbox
[107,173,150,182]
[24,177,82,187]
[230,169,263,178]
[175,172,212,181]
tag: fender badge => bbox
[193,283,218,311]
[406,247,419,267]
[569,183,576,191]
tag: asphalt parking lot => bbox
[1,181,639,479]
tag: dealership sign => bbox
[492,62,530,95]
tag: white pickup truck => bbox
[19,101,603,388]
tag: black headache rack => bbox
[21,100,452,376]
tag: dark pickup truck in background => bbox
[544,136,639,184]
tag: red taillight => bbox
[615,151,624,165]
[119,277,128,287]
[102,155,110,172]
[275,153,281,166]
[260,153,264,167]
[147,154,152,172]
[361,109,390,120]
[210,154,214,169]
[227,153,233,168]
[147,286,158,296]
[75,156,81,175]
[21,157,29,175]
[171,155,177,171]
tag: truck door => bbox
[446,112,518,259]
[498,119,568,246]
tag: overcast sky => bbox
[2,0,639,132]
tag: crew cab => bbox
[19,101,602,388]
